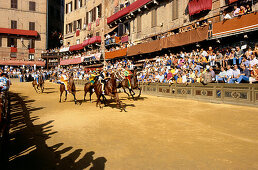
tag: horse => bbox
[116,70,141,100]
[59,76,77,104]
[93,73,124,111]
[32,74,44,93]
[83,82,94,102]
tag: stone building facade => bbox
[0,0,47,61]
[64,0,112,47]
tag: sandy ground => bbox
[7,79,258,170]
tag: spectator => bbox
[239,6,247,15]
[246,5,252,14]
[249,65,258,84]
[216,67,227,83]
[229,65,240,83]
[233,6,240,17]
[236,64,250,83]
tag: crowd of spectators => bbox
[223,4,253,20]
[133,45,258,84]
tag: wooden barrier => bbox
[74,80,258,107]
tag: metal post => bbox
[101,0,106,69]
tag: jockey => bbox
[0,73,11,92]
[99,69,109,95]
[89,71,97,85]
[32,71,39,84]
[123,67,133,89]
[60,70,69,91]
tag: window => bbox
[29,1,36,11]
[29,39,35,49]
[29,22,35,30]
[67,2,72,13]
[74,0,77,10]
[151,9,157,27]
[93,7,96,22]
[86,12,89,25]
[7,38,17,47]
[11,0,17,9]
[29,54,35,61]
[97,4,102,18]
[68,23,72,33]
[79,0,82,8]
[11,20,17,29]
[137,15,141,32]
[77,19,82,29]
[66,4,68,14]
[172,0,178,20]
[0,37,2,47]
[73,21,76,32]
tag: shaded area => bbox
[8,92,107,170]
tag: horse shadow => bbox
[5,92,107,170]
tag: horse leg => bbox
[84,91,87,101]
[129,89,135,100]
[65,91,67,101]
[89,91,93,103]
[72,92,77,104]
[123,87,130,97]
[137,87,142,98]
[60,91,63,103]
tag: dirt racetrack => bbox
[7,80,258,170]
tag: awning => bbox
[29,48,35,54]
[212,13,258,39]
[188,0,212,16]
[127,39,162,56]
[121,35,129,43]
[69,44,84,51]
[88,36,101,45]
[228,0,238,4]
[105,25,118,35]
[107,0,152,24]
[0,28,38,37]
[161,25,209,49]
[11,47,17,53]
[60,57,83,65]
[0,60,45,66]
[60,46,70,52]
[105,48,127,59]
[82,39,89,47]
[127,26,208,57]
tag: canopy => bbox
[60,57,83,65]
[212,13,258,38]
[0,60,45,66]
[60,46,70,52]
[127,26,208,56]
[107,0,152,24]
[69,44,84,51]
[0,28,38,37]
[188,0,212,16]
[88,36,101,45]
[105,48,127,59]
[82,39,89,47]
[228,0,238,4]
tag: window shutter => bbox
[29,1,36,11]
[137,15,141,32]
[86,12,89,25]
[0,37,2,47]
[172,0,178,20]
[98,4,102,18]
[73,21,76,31]
[29,22,35,30]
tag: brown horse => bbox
[94,73,124,110]
[116,70,141,100]
[59,77,77,104]
[32,75,44,93]
[83,82,94,102]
